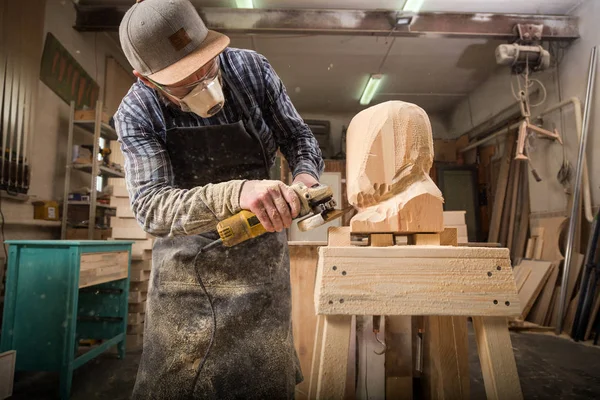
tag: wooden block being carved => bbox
[315,246,520,316]
[346,101,444,234]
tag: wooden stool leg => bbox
[316,315,353,399]
[472,317,523,400]
[422,316,469,399]
[309,315,325,399]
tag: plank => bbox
[128,290,147,304]
[529,216,568,261]
[128,312,145,325]
[315,246,520,316]
[110,196,131,210]
[130,280,149,292]
[499,157,517,247]
[111,185,130,198]
[408,233,441,246]
[472,317,523,400]
[525,238,535,259]
[130,269,151,282]
[131,259,152,272]
[422,316,469,400]
[527,262,560,325]
[128,301,147,313]
[488,131,516,243]
[327,226,351,246]
[289,244,321,400]
[547,287,561,327]
[110,217,141,229]
[516,260,554,319]
[127,324,144,335]
[533,238,544,260]
[308,315,325,400]
[385,315,413,400]
[0,350,16,400]
[512,165,530,261]
[112,227,151,240]
[506,162,522,251]
[563,292,580,335]
[565,253,585,307]
[585,290,600,340]
[440,227,458,246]
[445,224,467,239]
[316,315,352,399]
[443,211,466,226]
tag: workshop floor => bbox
[10,329,600,399]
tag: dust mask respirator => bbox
[179,73,225,118]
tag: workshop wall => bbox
[301,111,450,157]
[4,1,130,240]
[447,0,600,214]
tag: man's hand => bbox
[240,180,301,232]
[292,173,319,188]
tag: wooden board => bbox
[128,290,147,304]
[110,217,141,229]
[472,317,523,400]
[440,227,458,246]
[128,301,147,313]
[112,227,151,240]
[488,132,516,243]
[512,165,530,262]
[289,244,321,400]
[127,324,144,335]
[565,253,585,307]
[527,263,560,325]
[585,290,600,340]
[130,269,151,282]
[131,259,152,272]
[422,316,469,400]
[0,350,16,400]
[516,260,554,319]
[315,315,352,399]
[529,216,568,261]
[111,185,129,198]
[128,312,145,325]
[445,224,468,238]
[79,251,129,288]
[385,315,413,400]
[315,246,520,316]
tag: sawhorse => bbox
[308,227,523,400]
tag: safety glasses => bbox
[149,58,220,99]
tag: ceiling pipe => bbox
[557,46,598,335]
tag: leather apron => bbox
[132,78,302,399]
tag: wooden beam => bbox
[488,132,516,243]
[316,315,353,399]
[472,317,523,400]
[308,315,325,399]
[315,246,520,316]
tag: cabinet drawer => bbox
[79,251,129,288]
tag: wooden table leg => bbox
[472,317,523,400]
[422,316,469,399]
[316,315,353,399]
[309,315,325,399]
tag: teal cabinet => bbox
[1,240,133,399]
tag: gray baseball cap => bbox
[119,0,230,85]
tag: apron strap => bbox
[222,72,271,179]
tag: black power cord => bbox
[190,247,217,397]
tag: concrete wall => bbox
[447,0,599,214]
[5,1,131,240]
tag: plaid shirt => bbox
[114,48,324,237]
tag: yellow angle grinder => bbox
[201,182,350,252]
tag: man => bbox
[114,0,324,398]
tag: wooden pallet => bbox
[128,312,145,325]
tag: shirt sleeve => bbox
[115,109,245,237]
[260,56,324,180]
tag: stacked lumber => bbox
[487,131,529,262]
[443,211,468,244]
[109,185,152,349]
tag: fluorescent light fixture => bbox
[235,0,254,8]
[402,0,424,13]
[396,16,412,26]
[359,74,383,106]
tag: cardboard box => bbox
[32,201,60,221]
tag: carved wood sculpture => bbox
[309,101,523,400]
[346,101,444,233]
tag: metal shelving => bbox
[61,100,123,240]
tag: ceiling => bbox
[91,0,582,115]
